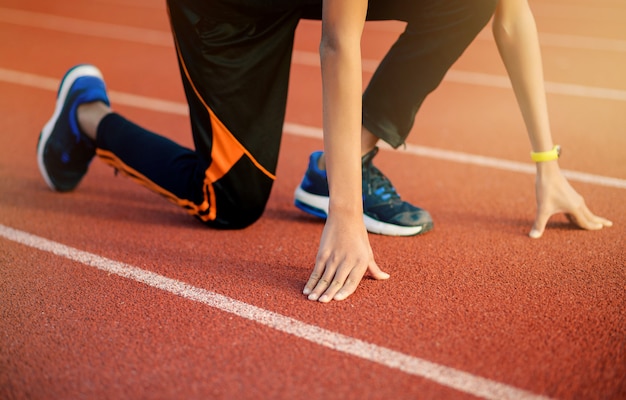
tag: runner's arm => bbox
[492,0,612,237]
[303,0,389,302]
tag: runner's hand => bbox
[529,163,613,238]
[303,215,389,303]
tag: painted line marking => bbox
[284,122,626,190]
[2,6,626,100]
[1,67,624,190]
[0,7,173,46]
[474,29,626,54]
[4,6,626,54]
[0,223,551,400]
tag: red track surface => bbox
[1,1,625,399]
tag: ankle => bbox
[77,101,111,141]
[317,153,326,171]
[360,126,379,156]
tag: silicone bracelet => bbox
[531,145,561,162]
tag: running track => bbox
[0,0,625,399]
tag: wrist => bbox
[328,200,363,220]
[530,145,560,163]
[535,156,563,185]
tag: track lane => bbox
[1,0,625,399]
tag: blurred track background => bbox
[0,0,624,399]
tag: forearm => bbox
[492,0,554,152]
[320,46,362,219]
[320,0,366,220]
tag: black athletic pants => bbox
[95,0,498,229]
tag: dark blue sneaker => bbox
[37,64,110,192]
[294,147,433,236]
[294,151,330,219]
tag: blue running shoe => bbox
[294,151,330,219]
[37,64,110,192]
[294,147,433,236]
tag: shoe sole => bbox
[37,64,103,191]
[294,186,427,236]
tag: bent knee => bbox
[198,200,267,230]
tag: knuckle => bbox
[319,278,331,285]
[308,272,321,280]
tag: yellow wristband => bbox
[531,145,561,162]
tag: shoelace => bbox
[363,162,401,203]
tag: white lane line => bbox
[5,7,626,54]
[0,223,551,400]
[2,6,626,101]
[2,67,624,190]
[284,122,626,190]
[474,29,626,54]
[0,7,173,46]
[338,55,626,103]
[528,3,626,24]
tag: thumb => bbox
[529,207,552,239]
[368,261,390,280]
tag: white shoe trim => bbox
[37,65,103,191]
[294,186,329,216]
[295,186,424,236]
